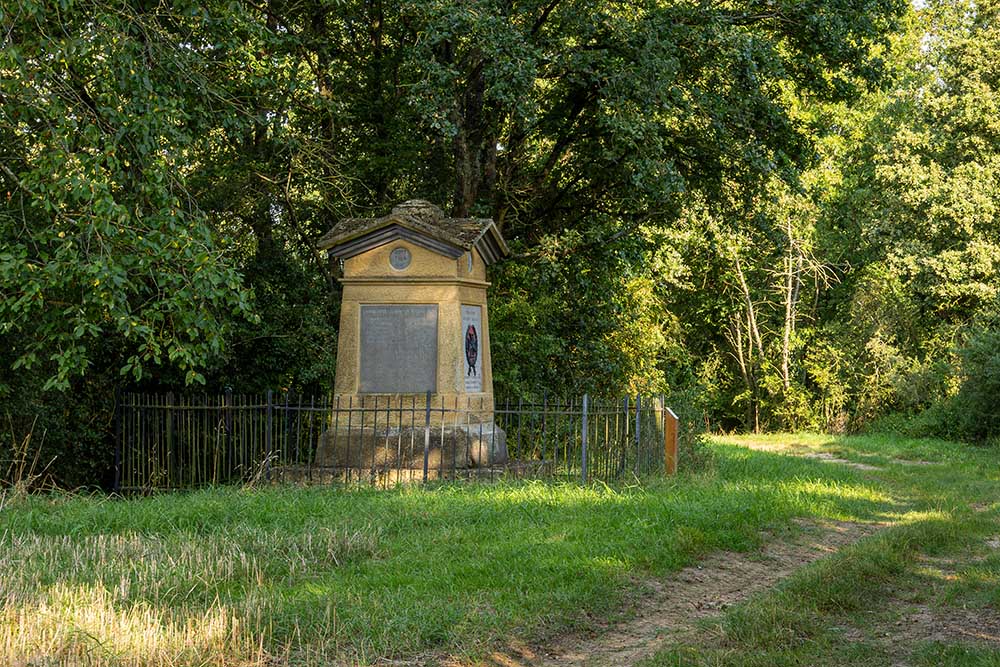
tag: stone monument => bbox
[314,200,510,471]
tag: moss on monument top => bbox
[316,200,508,260]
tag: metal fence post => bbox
[224,386,233,481]
[166,391,175,487]
[265,389,273,483]
[423,391,432,482]
[658,393,666,471]
[113,389,123,493]
[541,389,548,465]
[634,395,641,476]
[581,394,589,484]
[283,391,291,471]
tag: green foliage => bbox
[201,243,340,394]
[0,357,117,489]
[692,0,1000,435]
[491,232,671,397]
[848,0,1000,432]
[0,0,259,391]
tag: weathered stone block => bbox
[456,422,507,467]
[315,423,507,469]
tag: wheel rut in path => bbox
[464,519,887,667]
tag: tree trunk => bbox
[731,255,764,433]
[734,256,765,360]
[451,58,495,217]
[780,220,805,395]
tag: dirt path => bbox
[737,440,885,471]
[467,519,886,667]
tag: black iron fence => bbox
[115,391,678,492]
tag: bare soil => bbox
[892,604,1000,646]
[456,519,885,667]
[796,451,883,471]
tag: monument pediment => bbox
[316,199,509,265]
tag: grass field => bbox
[1,432,997,666]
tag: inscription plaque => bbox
[461,305,483,392]
[360,304,438,393]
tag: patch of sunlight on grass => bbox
[779,478,890,504]
[0,527,381,607]
[944,561,1000,608]
[711,432,994,470]
[712,432,840,450]
[896,509,953,525]
[586,555,629,570]
[775,478,895,521]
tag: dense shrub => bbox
[0,364,115,490]
[867,328,1000,444]
[951,329,1000,442]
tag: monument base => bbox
[315,423,507,469]
[273,459,551,487]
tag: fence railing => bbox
[115,391,678,492]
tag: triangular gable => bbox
[321,224,465,260]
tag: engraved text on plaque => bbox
[360,304,438,393]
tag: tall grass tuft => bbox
[2,416,55,508]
